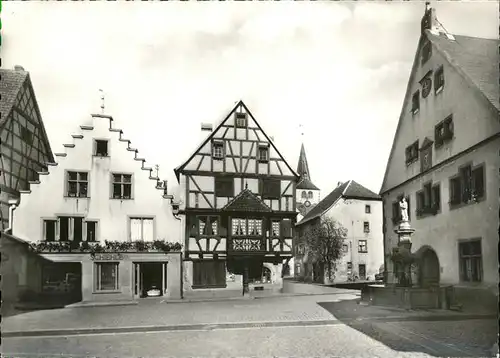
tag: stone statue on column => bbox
[400,197,409,222]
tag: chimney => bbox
[14,65,25,71]
[201,123,213,132]
[421,3,439,34]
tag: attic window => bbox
[21,126,33,144]
[258,143,269,162]
[212,140,224,160]
[235,113,247,128]
[421,42,432,64]
[94,140,109,157]
[411,91,420,114]
[405,141,419,165]
[434,66,444,94]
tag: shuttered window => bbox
[192,261,226,288]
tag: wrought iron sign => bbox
[91,253,125,261]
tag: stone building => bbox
[379,5,499,311]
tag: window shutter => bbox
[143,219,154,242]
[432,186,440,209]
[281,219,292,237]
[472,167,484,198]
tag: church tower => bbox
[295,143,320,217]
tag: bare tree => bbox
[302,216,348,283]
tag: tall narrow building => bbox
[295,143,320,220]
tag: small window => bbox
[43,220,56,242]
[258,145,269,162]
[198,216,219,236]
[95,262,119,291]
[363,221,370,233]
[421,42,432,64]
[434,66,444,93]
[449,177,462,205]
[248,219,263,236]
[365,205,371,214]
[86,221,98,242]
[411,91,420,114]
[112,174,132,199]
[358,240,368,253]
[235,113,247,128]
[301,191,307,199]
[271,220,280,237]
[232,218,247,236]
[307,191,313,199]
[405,141,419,164]
[95,140,108,156]
[342,244,349,253]
[21,126,33,144]
[67,171,88,197]
[261,178,281,199]
[214,177,234,197]
[435,115,454,148]
[459,240,482,282]
[130,217,154,241]
[212,140,224,160]
[471,165,485,199]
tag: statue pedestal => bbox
[392,220,416,288]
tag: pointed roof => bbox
[296,143,320,190]
[379,8,499,195]
[0,68,54,162]
[222,188,272,212]
[0,69,29,127]
[427,32,499,112]
[174,100,299,182]
[297,180,381,226]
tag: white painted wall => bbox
[12,114,181,244]
[324,198,384,282]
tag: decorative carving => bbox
[232,238,262,251]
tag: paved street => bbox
[2,284,497,357]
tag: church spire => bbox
[297,143,311,181]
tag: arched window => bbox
[301,191,307,199]
[308,191,313,199]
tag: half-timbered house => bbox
[174,101,298,297]
[0,66,55,232]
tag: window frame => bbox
[111,173,133,200]
[261,178,281,199]
[411,90,420,114]
[435,115,454,148]
[94,262,120,292]
[231,217,263,237]
[214,176,234,197]
[128,217,155,242]
[235,113,248,128]
[66,170,89,198]
[197,215,220,237]
[211,139,225,160]
[94,139,109,157]
[365,205,371,214]
[258,143,270,163]
[458,239,483,283]
[434,66,444,94]
[358,240,368,253]
[363,221,370,233]
[449,163,486,208]
[43,216,97,242]
[421,41,432,65]
[405,141,419,165]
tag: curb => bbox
[3,319,342,338]
[65,301,139,308]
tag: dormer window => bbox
[235,113,247,128]
[258,143,269,162]
[421,42,432,64]
[212,140,224,160]
[95,140,109,157]
[434,66,444,94]
[411,91,420,114]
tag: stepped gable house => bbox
[174,100,298,297]
[9,111,183,305]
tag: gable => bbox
[222,189,272,212]
[174,101,299,180]
[379,31,500,195]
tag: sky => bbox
[1,1,498,199]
